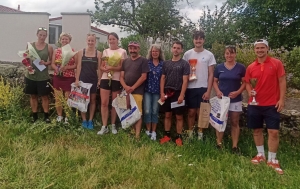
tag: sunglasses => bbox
[225,45,236,48]
[87,33,96,36]
[38,27,47,31]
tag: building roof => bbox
[49,16,62,21]
[0,5,23,13]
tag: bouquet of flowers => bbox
[55,44,77,76]
[17,42,41,74]
[102,52,122,86]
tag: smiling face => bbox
[128,46,140,58]
[172,43,183,57]
[86,35,96,48]
[37,30,47,42]
[108,34,118,48]
[60,36,70,46]
[254,43,269,58]
[224,48,236,63]
[151,47,160,59]
[193,37,205,48]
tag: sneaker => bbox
[111,125,118,134]
[197,132,203,140]
[44,118,51,124]
[267,159,284,175]
[175,138,183,146]
[151,132,157,140]
[145,130,151,137]
[82,120,88,129]
[97,126,109,135]
[187,130,193,139]
[56,116,63,122]
[160,135,171,144]
[87,120,94,130]
[64,117,68,124]
[251,154,266,164]
[232,147,241,155]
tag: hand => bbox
[60,66,66,72]
[177,95,184,104]
[125,85,134,94]
[216,91,223,98]
[202,91,210,100]
[228,91,239,99]
[39,60,47,65]
[103,65,110,73]
[75,80,80,87]
[160,93,166,102]
[55,67,59,73]
[97,80,100,88]
[275,99,284,112]
[250,90,257,96]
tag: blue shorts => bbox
[185,87,207,109]
[247,105,280,130]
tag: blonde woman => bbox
[51,32,77,123]
[75,34,102,129]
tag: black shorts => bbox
[24,77,51,96]
[247,105,280,130]
[160,90,186,115]
[185,87,207,109]
[100,79,122,92]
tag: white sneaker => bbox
[151,132,157,140]
[56,116,63,122]
[111,125,118,134]
[145,130,151,137]
[198,132,203,140]
[64,117,68,124]
[97,126,109,135]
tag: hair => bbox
[193,30,205,39]
[59,32,72,42]
[225,45,236,53]
[108,32,119,40]
[146,44,165,61]
[172,41,184,49]
[36,27,47,34]
[87,33,96,40]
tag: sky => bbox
[1,0,226,37]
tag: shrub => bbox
[285,47,300,89]
[97,42,109,52]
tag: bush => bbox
[285,47,300,89]
[97,42,109,52]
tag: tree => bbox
[91,0,188,38]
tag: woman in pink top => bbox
[97,32,127,135]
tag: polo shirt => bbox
[245,56,285,106]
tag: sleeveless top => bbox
[53,48,75,77]
[79,49,98,82]
[25,42,50,81]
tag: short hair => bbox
[193,30,205,39]
[225,45,236,53]
[172,41,184,49]
[108,32,119,40]
[146,44,165,61]
[59,32,72,42]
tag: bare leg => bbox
[216,130,224,145]
[81,112,87,121]
[268,129,279,153]
[134,118,142,138]
[146,123,151,131]
[30,95,38,112]
[188,108,197,130]
[164,112,172,131]
[54,90,63,116]
[89,93,96,121]
[230,111,240,148]
[41,95,49,113]
[176,114,183,134]
[152,123,157,132]
[253,128,264,146]
[100,89,110,126]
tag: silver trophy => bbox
[250,78,259,105]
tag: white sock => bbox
[268,152,277,161]
[152,131,156,136]
[111,124,116,127]
[256,145,265,157]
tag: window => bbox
[49,26,62,45]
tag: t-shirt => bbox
[101,48,127,81]
[214,63,246,103]
[162,58,190,91]
[183,49,216,88]
[122,56,150,95]
[245,56,285,106]
[145,60,163,94]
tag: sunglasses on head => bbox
[38,27,47,31]
[87,33,96,36]
[225,45,236,48]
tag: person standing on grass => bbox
[143,44,165,140]
[213,46,246,153]
[75,34,102,130]
[183,30,216,140]
[97,32,127,135]
[120,41,150,139]
[159,41,190,146]
[245,39,286,175]
[24,27,53,123]
[51,32,77,123]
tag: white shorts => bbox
[229,101,242,112]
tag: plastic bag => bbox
[209,96,230,132]
[67,81,93,112]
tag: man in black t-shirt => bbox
[159,41,190,146]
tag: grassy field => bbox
[0,116,299,189]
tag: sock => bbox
[165,131,171,137]
[152,131,156,136]
[102,125,107,128]
[176,133,182,139]
[256,145,265,157]
[111,124,116,127]
[33,112,38,120]
[44,112,49,119]
[268,151,277,161]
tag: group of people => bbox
[24,28,286,175]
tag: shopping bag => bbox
[67,81,93,112]
[112,93,141,129]
[198,101,211,128]
[209,96,230,132]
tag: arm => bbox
[97,51,102,85]
[178,75,188,104]
[228,77,246,99]
[276,76,286,112]
[106,59,123,72]
[41,45,53,66]
[132,73,147,92]
[160,74,166,101]
[213,77,223,98]
[120,71,131,93]
[203,65,214,100]
[245,82,252,97]
[75,51,83,86]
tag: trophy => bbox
[250,78,259,105]
[188,59,197,81]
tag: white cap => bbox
[254,39,268,47]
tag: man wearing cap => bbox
[245,39,286,174]
[120,41,150,139]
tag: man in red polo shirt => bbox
[245,39,286,174]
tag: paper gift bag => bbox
[198,101,211,128]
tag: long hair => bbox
[146,44,165,61]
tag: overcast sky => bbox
[1,0,226,37]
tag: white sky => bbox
[1,0,226,38]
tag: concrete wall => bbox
[61,12,91,51]
[0,12,50,62]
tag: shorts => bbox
[185,88,207,109]
[132,94,143,114]
[247,105,280,130]
[160,90,186,115]
[229,101,242,112]
[53,75,75,91]
[100,79,123,92]
[80,78,98,94]
[24,77,51,96]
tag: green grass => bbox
[0,118,299,189]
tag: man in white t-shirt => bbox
[183,30,216,140]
